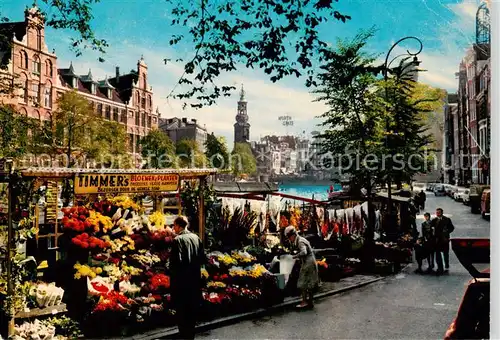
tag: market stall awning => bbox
[376,192,411,203]
[20,167,218,178]
[213,182,279,193]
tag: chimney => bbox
[115,67,120,84]
[192,119,197,124]
[182,117,187,124]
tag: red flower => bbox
[148,274,170,291]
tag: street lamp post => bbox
[382,36,423,231]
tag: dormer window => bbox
[90,83,96,94]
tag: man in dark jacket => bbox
[431,208,455,275]
[419,190,426,210]
[170,216,205,339]
[421,212,434,271]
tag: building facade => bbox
[0,7,159,161]
[158,117,207,152]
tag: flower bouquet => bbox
[72,233,109,250]
[13,319,56,340]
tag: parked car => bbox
[454,188,469,202]
[480,189,490,219]
[426,183,435,192]
[434,184,446,196]
[469,185,489,214]
[462,189,470,205]
[444,238,489,340]
[445,185,456,197]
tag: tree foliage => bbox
[176,138,207,168]
[383,59,442,186]
[231,142,257,176]
[314,30,386,194]
[166,0,350,108]
[36,90,129,168]
[140,129,175,168]
[204,133,229,169]
[0,104,35,158]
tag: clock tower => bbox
[234,84,250,143]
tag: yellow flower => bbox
[111,196,141,211]
[87,211,113,233]
[201,268,209,279]
[148,211,166,229]
[217,254,237,266]
[207,281,226,288]
[121,261,143,276]
[74,263,99,280]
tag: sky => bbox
[0,0,483,146]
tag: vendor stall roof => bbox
[376,192,411,203]
[20,167,218,178]
[213,182,279,193]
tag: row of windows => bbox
[92,102,155,127]
[22,80,52,108]
[135,91,153,111]
[19,50,53,77]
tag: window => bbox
[121,110,127,124]
[45,60,53,77]
[105,106,111,120]
[142,113,146,127]
[136,135,141,151]
[129,134,134,152]
[143,74,147,89]
[44,85,52,108]
[135,112,140,126]
[32,55,41,75]
[21,76,28,103]
[36,29,42,50]
[97,103,103,116]
[147,116,151,128]
[113,107,119,121]
[32,83,39,104]
[20,51,28,69]
[141,96,145,109]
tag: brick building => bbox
[158,117,207,152]
[0,6,159,161]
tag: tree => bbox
[166,0,351,108]
[176,138,207,168]
[88,120,132,168]
[314,30,385,260]
[231,143,257,177]
[36,90,129,168]
[140,129,175,168]
[383,59,444,187]
[49,90,100,166]
[0,104,35,158]
[204,133,229,170]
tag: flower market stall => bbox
[1,167,220,338]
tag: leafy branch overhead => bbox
[166,0,351,108]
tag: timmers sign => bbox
[74,173,179,194]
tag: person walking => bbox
[431,208,455,275]
[419,190,427,210]
[284,226,319,308]
[170,216,205,340]
[421,212,434,272]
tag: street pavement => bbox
[197,195,490,340]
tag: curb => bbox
[133,275,387,340]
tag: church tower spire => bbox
[234,84,250,144]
